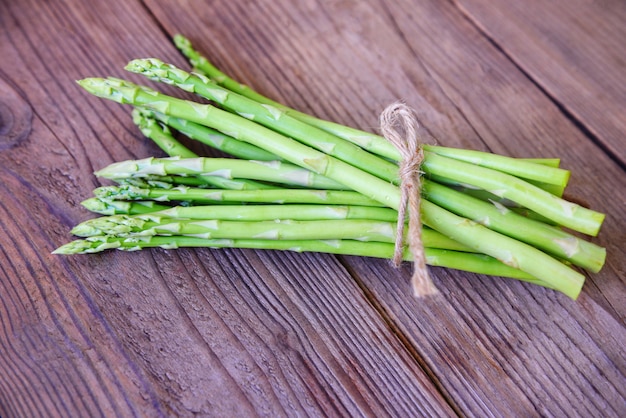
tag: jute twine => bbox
[379,102,439,297]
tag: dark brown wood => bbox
[1,0,624,416]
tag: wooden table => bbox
[1,0,624,416]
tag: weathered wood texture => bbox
[0,0,624,417]
[455,0,626,165]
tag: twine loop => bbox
[380,102,438,297]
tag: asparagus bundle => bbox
[54,35,607,300]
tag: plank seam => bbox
[336,256,464,417]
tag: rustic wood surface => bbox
[1,0,624,416]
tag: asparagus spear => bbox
[422,152,604,236]
[126,204,399,222]
[95,156,348,190]
[115,174,274,191]
[91,185,384,206]
[75,203,400,225]
[52,235,547,286]
[139,108,279,161]
[70,216,472,252]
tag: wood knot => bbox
[0,78,32,151]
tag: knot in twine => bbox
[379,102,438,297]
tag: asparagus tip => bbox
[173,34,190,48]
[81,197,108,213]
[52,238,113,255]
[70,223,103,237]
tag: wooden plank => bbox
[1,0,624,416]
[0,0,457,416]
[139,0,626,416]
[343,258,626,417]
[454,0,626,165]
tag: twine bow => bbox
[380,102,438,297]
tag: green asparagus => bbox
[91,185,384,206]
[52,36,608,301]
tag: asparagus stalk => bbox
[427,180,560,225]
[424,145,569,187]
[428,173,565,199]
[117,176,272,191]
[422,152,604,235]
[132,204,399,222]
[95,156,348,190]
[141,109,279,161]
[53,234,549,287]
[115,174,274,191]
[92,185,384,206]
[74,204,400,226]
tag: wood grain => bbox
[1,0,624,416]
[455,0,626,166]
